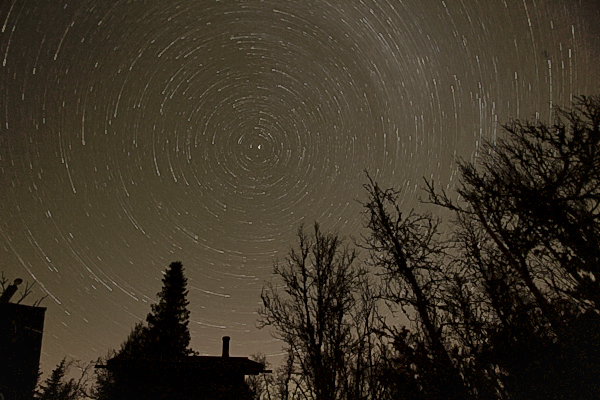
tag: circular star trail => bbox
[1,0,598,371]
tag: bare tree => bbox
[362,175,468,400]
[424,96,600,399]
[246,354,273,400]
[0,272,47,305]
[427,96,600,331]
[258,223,372,400]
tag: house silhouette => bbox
[103,336,268,400]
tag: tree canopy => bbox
[259,223,379,400]
[258,95,600,400]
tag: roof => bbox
[104,354,267,376]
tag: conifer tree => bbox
[91,324,147,400]
[145,261,193,359]
[91,263,194,399]
[36,358,80,400]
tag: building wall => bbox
[105,357,257,400]
[0,303,46,400]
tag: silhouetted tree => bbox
[428,96,600,326]
[91,262,194,399]
[262,348,299,400]
[36,359,76,400]
[146,260,193,359]
[259,223,375,400]
[257,96,600,400]
[362,176,469,400]
[246,354,272,400]
[90,353,117,400]
[36,358,91,400]
[91,323,147,400]
[425,95,600,399]
[440,212,523,399]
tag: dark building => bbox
[103,336,267,400]
[0,302,46,400]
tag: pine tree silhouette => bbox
[145,261,193,360]
[36,358,79,400]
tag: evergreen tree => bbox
[91,262,194,399]
[36,358,80,400]
[145,261,193,359]
[91,324,147,400]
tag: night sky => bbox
[1,0,599,373]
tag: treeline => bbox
[35,95,600,400]
[255,95,600,400]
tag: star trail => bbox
[1,0,598,372]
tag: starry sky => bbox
[1,0,599,373]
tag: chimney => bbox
[222,336,230,358]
